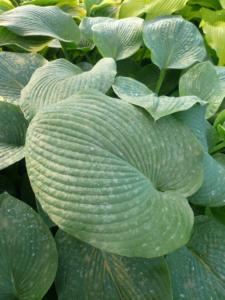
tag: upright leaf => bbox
[0,102,28,170]
[92,17,143,60]
[55,230,173,300]
[167,216,225,300]
[0,52,47,103]
[25,92,203,258]
[0,193,58,300]
[20,58,117,120]
[0,5,80,43]
[143,16,206,70]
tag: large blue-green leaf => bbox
[0,52,47,103]
[25,91,203,258]
[119,0,188,19]
[179,61,225,118]
[92,17,143,60]
[55,230,173,300]
[0,5,80,43]
[177,106,225,206]
[0,192,58,300]
[0,102,28,170]
[20,57,117,120]
[167,216,225,300]
[113,76,205,120]
[143,16,206,70]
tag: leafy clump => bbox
[1,0,225,299]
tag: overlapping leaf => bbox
[92,17,144,60]
[177,106,225,206]
[0,52,46,103]
[20,58,117,120]
[113,76,205,120]
[0,102,28,170]
[180,61,225,118]
[0,5,80,43]
[167,216,225,300]
[25,92,203,257]
[143,16,206,70]
[119,0,188,19]
[55,230,173,300]
[0,192,58,300]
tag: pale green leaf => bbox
[0,5,80,43]
[201,8,225,65]
[0,192,58,300]
[220,0,225,8]
[55,230,173,300]
[0,0,14,14]
[0,52,47,103]
[20,58,117,120]
[113,76,205,120]
[143,16,206,70]
[92,17,143,60]
[179,61,225,118]
[0,27,51,51]
[177,106,225,206]
[0,102,28,170]
[25,92,203,257]
[90,0,121,18]
[84,0,102,15]
[119,0,188,19]
[167,216,225,300]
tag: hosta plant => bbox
[1,2,225,300]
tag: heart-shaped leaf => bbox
[143,16,206,70]
[167,216,225,300]
[0,52,46,103]
[55,230,173,300]
[0,102,28,170]
[113,76,205,120]
[92,17,143,60]
[20,57,117,120]
[0,192,58,300]
[177,105,225,206]
[119,0,188,19]
[25,91,203,258]
[0,5,80,43]
[179,61,225,118]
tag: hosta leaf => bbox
[143,16,206,70]
[0,0,13,14]
[220,0,225,8]
[179,61,225,118]
[25,92,203,257]
[20,58,117,120]
[119,0,188,19]
[0,52,47,103]
[0,27,51,51]
[90,0,121,18]
[55,230,173,300]
[92,17,143,60]
[0,102,28,170]
[177,106,225,206]
[113,76,205,120]
[0,192,58,300]
[201,8,225,65]
[0,5,80,43]
[167,216,225,300]
[84,0,102,15]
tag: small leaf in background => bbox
[143,16,206,70]
[20,57,117,120]
[0,5,80,44]
[0,102,28,170]
[0,192,58,300]
[92,17,143,60]
[25,92,204,258]
[167,216,225,300]
[113,76,205,120]
[119,0,188,19]
[55,230,173,300]
[0,0,14,14]
[179,61,225,118]
[0,52,47,103]
[201,8,225,65]
[90,0,121,18]
[220,0,225,8]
